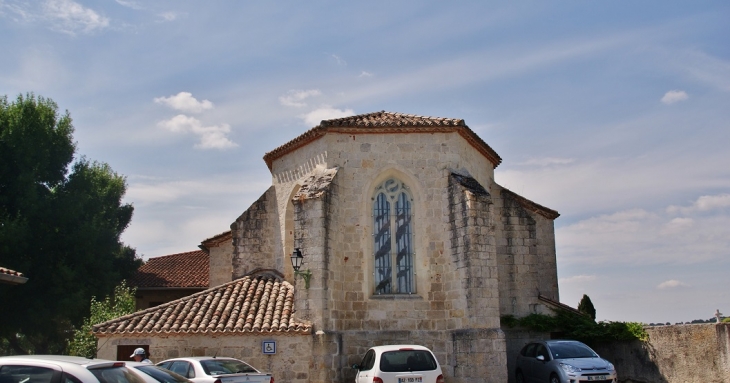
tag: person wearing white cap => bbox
[130,348,152,364]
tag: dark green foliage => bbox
[0,94,141,355]
[501,310,648,346]
[578,294,597,321]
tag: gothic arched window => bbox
[372,178,414,294]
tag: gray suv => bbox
[0,355,149,383]
[515,340,617,383]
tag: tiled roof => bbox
[538,295,586,317]
[93,275,311,336]
[263,111,502,170]
[128,250,209,289]
[200,230,232,250]
[0,266,28,285]
[0,267,24,278]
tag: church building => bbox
[94,111,562,383]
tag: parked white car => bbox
[156,357,272,383]
[0,355,148,383]
[352,345,444,383]
[127,362,193,383]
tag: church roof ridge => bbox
[263,110,502,171]
[320,110,466,127]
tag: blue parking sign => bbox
[262,340,276,355]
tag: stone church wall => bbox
[232,186,282,278]
[493,184,559,318]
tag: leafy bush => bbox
[501,309,648,345]
[67,281,136,357]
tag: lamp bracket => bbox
[294,269,312,289]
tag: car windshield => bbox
[549,342,598,359]
[89,366,148,383]
[379,350,437,372]
[199,360,257,375]
[134,366,190,383]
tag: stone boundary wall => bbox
[592,323,730,383]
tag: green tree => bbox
[578,294,597,321]
[68,281,136,358]
[0,94,141,354]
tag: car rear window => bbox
[0,365,56,383]
[199,360,257,375]
[89,366,147,383]
[380,350,437,372]
[134,366,190,383]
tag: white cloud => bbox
[667,194,730,215]
[158,114,237,150]
[359,71,374,78]
[657,280,690,289]
[331,54,347,66]
[557,195,730,267]
[279,89,321,107]
[300,106,355,127]
[154,92,214,113]
[114,0,142,10]
[158,12,180,22]
[43,0,109,35]
[661,90,688,105]
[559,275,596,284]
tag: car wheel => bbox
[549,373,560,383]
[515,370,525,383]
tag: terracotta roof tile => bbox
[128,250,209,289]
[0,266,28,285]
[263,111,502,170]
[0,267,24,277]
[93,275,311,336]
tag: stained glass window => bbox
[373,178,414,294]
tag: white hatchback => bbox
[352,345,444,383]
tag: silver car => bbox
[515,340,617,383]
[0,355,149,383]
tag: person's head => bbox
[130,348,146,361]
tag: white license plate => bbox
[398,377,422,383]
[585,376,608,381]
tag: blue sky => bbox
[1,1,728,325]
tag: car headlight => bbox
[607,362,615,371]
[560,363,582,374]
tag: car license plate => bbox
[586,376,608,381]
[398,377,422,383]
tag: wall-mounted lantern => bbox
[290,248,312,289]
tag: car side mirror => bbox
[352,364,360,370]
[536,355,545,361]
